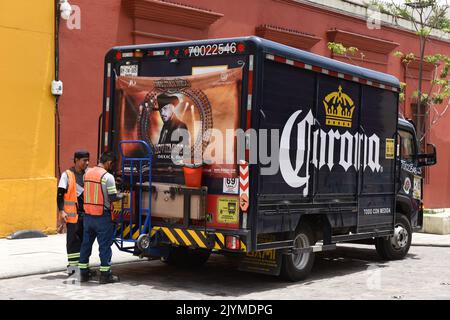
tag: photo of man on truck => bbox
[155,93,188,162]
[156,93,187,145]
[115,68,243,178]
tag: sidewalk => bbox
[0,234,141,280]
[412,232,450,247]
[1,232,449,280]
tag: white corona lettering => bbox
[280,110,382,192]
[340,131,353,172]
[280,110,314,196]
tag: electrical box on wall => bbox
[51,80,63,96]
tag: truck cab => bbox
[374,118,436,260]
[397,118,436,230]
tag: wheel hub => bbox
[391,224,409,250]
[291,233,310,270]
[137,234,150,250]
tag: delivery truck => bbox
[99,36,437,281]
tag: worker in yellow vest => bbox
[57,150,92,276]
[79,151,123,284]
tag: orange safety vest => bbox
[64,170,79,224]
[84,166,109,216]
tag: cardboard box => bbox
[140,182,207,220]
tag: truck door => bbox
[398,129,420,198]
[397,128,422,226]
[104,41,252,234]
[357,86,398,234]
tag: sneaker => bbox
[99,272,120,284]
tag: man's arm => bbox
[57,187,67,211]
[57,172,69,222]
[104,173,124,202]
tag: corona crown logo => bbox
[323,86,355,128]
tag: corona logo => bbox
[323,86,355,128]
[280,110,381,194]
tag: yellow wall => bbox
[0,1,56,237]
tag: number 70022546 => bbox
[188,43,237,57]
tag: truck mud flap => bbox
[238,234,282,276]
[238,249,282,276]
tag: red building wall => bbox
[59,0,450,208]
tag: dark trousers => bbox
[79,214,115,274]
[66,216,83,266]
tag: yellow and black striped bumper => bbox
[116,224,247,252]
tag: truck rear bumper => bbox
[149,226,251,253]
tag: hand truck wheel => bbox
[137,234,150,251]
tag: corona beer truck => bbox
[100,37,437,281]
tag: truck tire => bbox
[281,224,316,282]
[162,247,211,268]
[375,214,412,260]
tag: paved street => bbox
[1,243,449,300]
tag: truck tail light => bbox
[226,236,240,250]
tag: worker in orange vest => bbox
[57,150,93,276]
[79,151,123,284]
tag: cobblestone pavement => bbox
[1,244,449,300]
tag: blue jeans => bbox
[79,214,115,274]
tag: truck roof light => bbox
[237,43,246,53]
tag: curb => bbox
[0,259,145,281]
[411,243,450,248]
[7,230,47,240]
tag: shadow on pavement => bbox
[41,273,70,281]
[100,244,418,298]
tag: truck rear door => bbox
[102,40,253,237]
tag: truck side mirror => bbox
[417,143,437,167]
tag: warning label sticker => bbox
[217,198,239,223]
[120,65,138,77]
[413,175,421,200]
[223,178,239,194]
[385,138,395,159]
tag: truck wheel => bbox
[375,214,412,260]
[281,224,315,282]
[162,247,211,268]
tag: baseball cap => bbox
[74,149,90,159]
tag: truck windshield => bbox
[399,130,416,161]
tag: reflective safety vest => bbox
[84,166,109,216]
[64,170,78,224]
